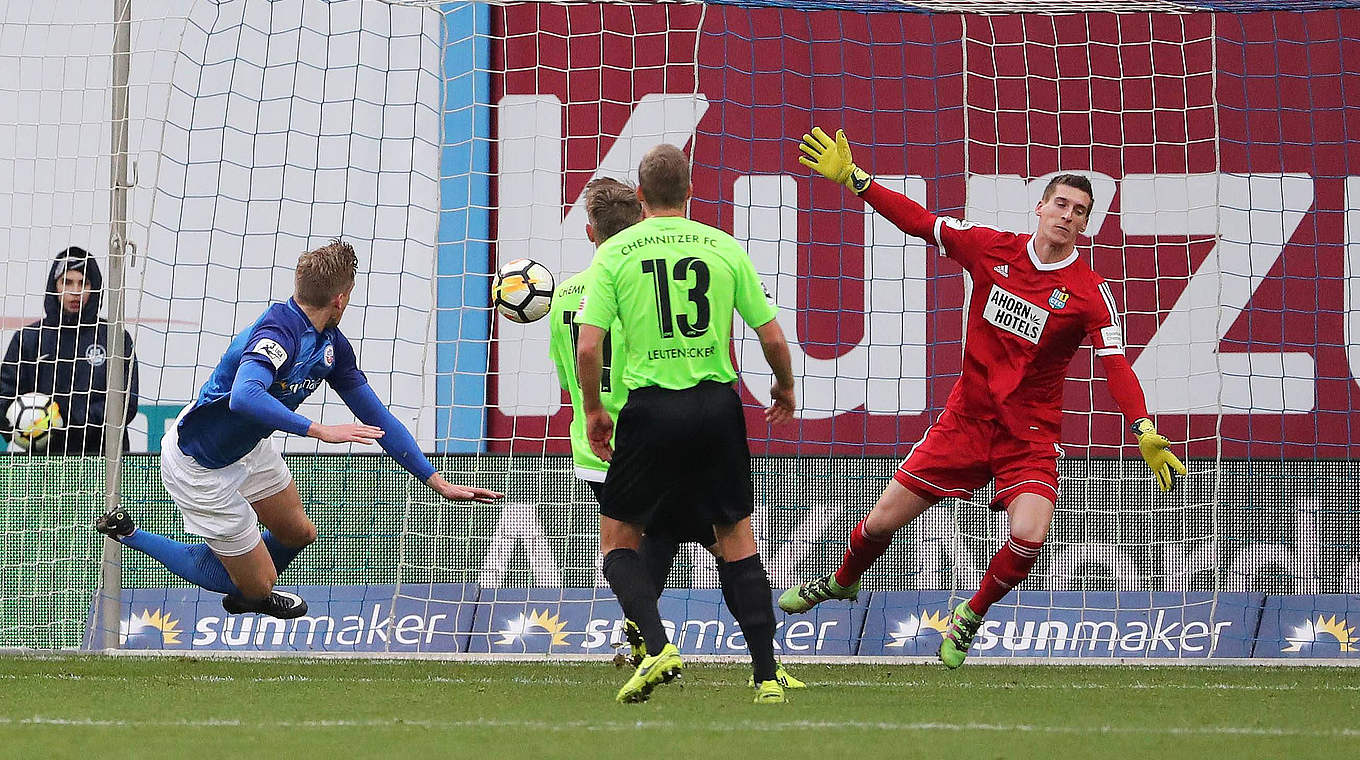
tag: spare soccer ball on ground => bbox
[4,392,62,452]
[492,258,555,324]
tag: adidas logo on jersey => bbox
[993,264,1009,278]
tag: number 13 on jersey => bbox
[640,257,711,338]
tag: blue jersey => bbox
[177,298,366,468]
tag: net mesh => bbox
[0,0,1355,657]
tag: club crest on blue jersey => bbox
[1048,288,1071,310]
[324,344,335,367]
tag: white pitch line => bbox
[30,650,1358,667]
[801,679,1360,691]
[2,715,1358,739]
[3,671,1359,692]
[0,673,598,686]
[1,671,1358,691]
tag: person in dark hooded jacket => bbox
[0,246,139,454]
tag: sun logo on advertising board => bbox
[121,608,183,646]
[886,609,950,647]
[496,609,570,647]
[1282,615,1356,653]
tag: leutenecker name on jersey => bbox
[647,346,717,360]
[983,284,1049,344]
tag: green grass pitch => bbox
[1,656,1356,758]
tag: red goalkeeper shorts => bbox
[894,407,1061,510]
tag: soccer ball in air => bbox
[492,258,554,324]
[5,392,62,452]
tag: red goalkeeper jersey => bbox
[930,215,1123,443]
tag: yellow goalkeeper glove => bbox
[798,127,873,195]
[1131,417,1186,492]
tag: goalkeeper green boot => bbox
[778,573,859,614]
[747,660,806,689]
[615,643,683,704]
[753,680,786,704]
[938,601,984,669]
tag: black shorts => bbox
[599,380,753,537]
[588,479,716,547]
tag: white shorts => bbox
[161,420,293,556]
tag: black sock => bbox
[720,554,777,683]
[715,557,732,605]
[603,548,669,655]
[637,533,680,598]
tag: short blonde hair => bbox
[296,239,358,307]
[585,177,643,244]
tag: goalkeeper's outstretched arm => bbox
[799,126,939,243]
[1099,353,1187,492]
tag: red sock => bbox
[833,519,892,588]
[968,536,1042,616]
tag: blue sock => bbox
[260,530,305,575]
[118,529,242,596]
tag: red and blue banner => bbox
[461,5,1360,459]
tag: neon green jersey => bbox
[547,268,628,479]
[578,216,777,391]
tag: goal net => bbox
[0,0,1356,660]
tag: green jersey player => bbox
[549,177,803,695]
[576,148,797,704]
[547,181,634,488]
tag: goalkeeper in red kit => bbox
[779,127,1187,668]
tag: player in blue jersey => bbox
[95,240,502,619]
